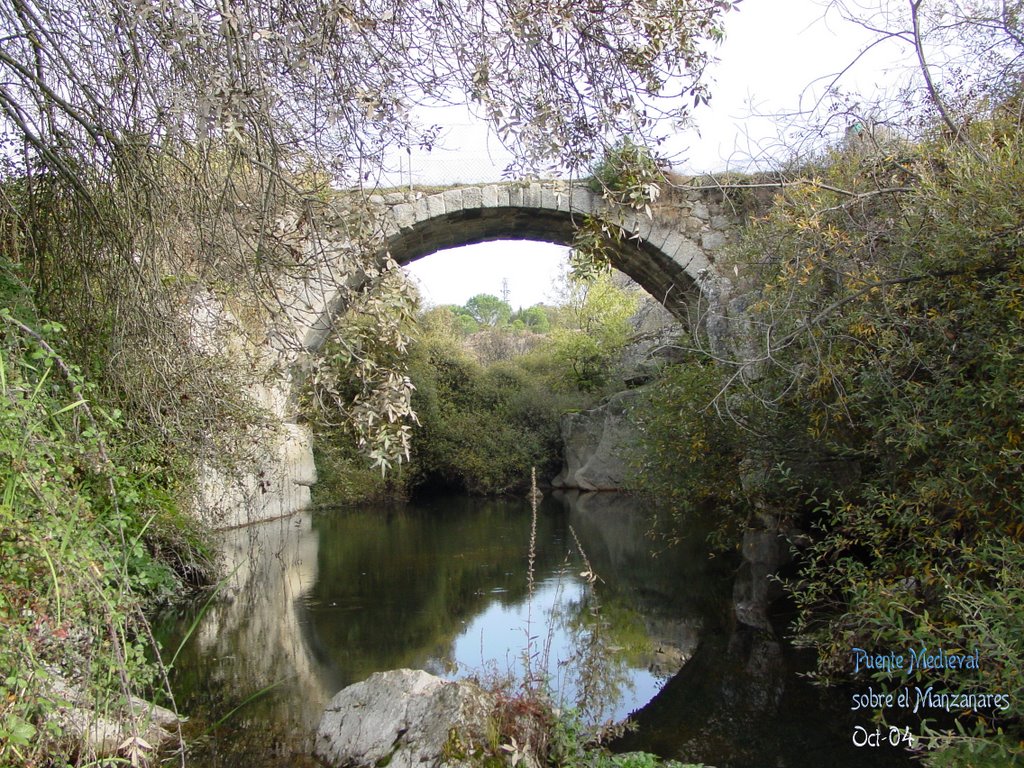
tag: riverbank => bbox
[0,291,215,765]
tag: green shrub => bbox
[0,301,211,765]
[311,440,406,505]
[543,274,639,394]
[624,101,1024,761]
[687,119,1024,762]
[587,139,662,210]
[627,355,748,535]
[405,338,572,495]
[306,271,635,499]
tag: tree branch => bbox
[909,0,984,161]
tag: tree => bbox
[547,272,638,391]
[0,0,730,185]
[464,293,511,327]
[0,0,734,471]
[513,305,551,334]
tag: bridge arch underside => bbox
[386,206,701,321]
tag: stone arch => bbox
[227,182,736,527]
[301,182,729,352]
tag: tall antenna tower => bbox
[500,278,510,304]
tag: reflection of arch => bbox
[301,183,728,352]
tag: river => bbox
[154,492,913,767]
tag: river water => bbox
[154,492,913,767]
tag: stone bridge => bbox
[290,179,741,353]
[203,179,744,527]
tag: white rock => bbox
[315,669,541,768]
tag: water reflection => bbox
[154,514,335,764]
[614,529,915,768]
[155,493,722,765]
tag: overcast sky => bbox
[404,0,915,309]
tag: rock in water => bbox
[552,390,642,491]
[316,669,528,768]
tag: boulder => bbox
[44,673,179,762]
[552,390,641,491]
[315,669,542,768]
[617,295,684,387]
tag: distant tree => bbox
[417,306,459,338]
[464,294,512,327]
[454,314,480,336]
[513,305,551,334]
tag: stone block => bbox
[425,193,446,219]
[378,217,401,240]
[461,186,483,209]
[410,197,432,223]
[685,216,704,234]
[481,185,500,207]
[701,230,728,252]
[522,182,543,209]
[442,188,464,213]
[492,185,511,207]
[389,203,416,231]
[570,187,596,214]
[626,213,654,244]
[646,223,686,255]
[658,232,690,263]
[682,248,711,275]
[540,187,560,212]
